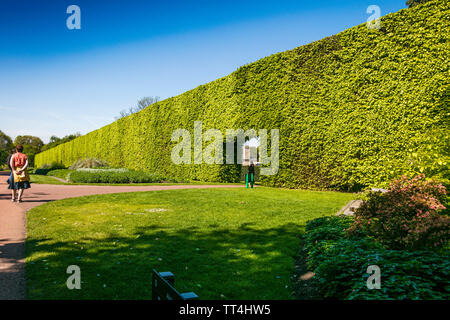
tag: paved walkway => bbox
[0,171,241,299]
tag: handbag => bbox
[13,166,30,182]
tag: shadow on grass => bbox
[26,223,306,300]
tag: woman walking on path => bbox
[6,148,16,201]
[9,144,30,202]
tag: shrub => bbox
[304,216,377,271]
[34,0,449,189]
[69,169,165,184]
[347,174,450,250]
[313,239,450,300]
[34,162,66,175]
[69,158,109,169]
[303,216,450,300]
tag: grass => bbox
[46,169,73,180]
[26,187,355,299]
[30,174,69,185]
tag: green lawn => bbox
[30,174,70,185]
[26,187,355,299]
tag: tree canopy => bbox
[14,135,44,167]
[116,96,160,119]
[41,133,81,151]
[0,130,13,165]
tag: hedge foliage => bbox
[35,1,449,190]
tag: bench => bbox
[152,269,198,300]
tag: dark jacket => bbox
[6,154,12,171]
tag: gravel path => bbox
[0,171,241,299]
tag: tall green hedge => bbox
[36,0,449,190]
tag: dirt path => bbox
[0,171,241,299]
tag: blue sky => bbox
[0,0,406,143]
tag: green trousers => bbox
[246,173,254,188]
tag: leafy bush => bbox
[69,170,165,184]
[69,158,109,169]
[313,239,450,300]
[34,162,66,175]
[303,216,450,300]
[345,250,450,300]
[35,0,449,189]
[303,216,376,270]
[348,175,450,250]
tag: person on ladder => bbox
[246,162,255,189]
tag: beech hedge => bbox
[35,1,449,190]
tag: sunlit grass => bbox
[30,174,68,185]
[26,187,354,299]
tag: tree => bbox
[49,135,61,144]
[14,135,44,167]
[0,130,13,165]
[41,132,81,151]
[116,96,160,119]
[136,96,159,111]
[406,0,433,8]
[14,135,44,150]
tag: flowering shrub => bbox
[76,168,129,173]
[348,175,450,250]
